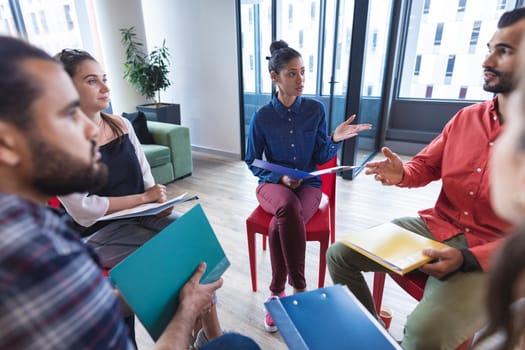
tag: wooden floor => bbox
[136,151,442,350]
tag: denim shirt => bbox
[245,95,340,188]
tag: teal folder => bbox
[264,285,401,350]
[109,204,230,341]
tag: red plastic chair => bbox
[246,156,337,292]
[373,271,472,350]
[373,271,427,315]
[47,196,61,209]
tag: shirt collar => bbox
[271,94,303,116]
[489,96,503,125]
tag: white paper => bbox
[98,193,193,221]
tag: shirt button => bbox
[291,144,295,147]
[290,130,293,134]
[288,109,291,112]
[288,118,292,122]
[465,228,471,233]
[293,157,297,160]
[468,191,474,196]
[489,142,494,147]
[476,168,482,173]
[464,211,469,216]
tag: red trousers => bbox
[256,183,321,293]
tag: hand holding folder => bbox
[109,204,230,341]
[339,223,449,275]
[252,159,358,180]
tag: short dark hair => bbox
[0,36,54,128]
[266,40,301,73]
[498,7,525,28]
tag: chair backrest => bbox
[317,155,337,205]
[317,155,338,239]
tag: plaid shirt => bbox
[0,193,133,349]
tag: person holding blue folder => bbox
[0,36,259,350]
[245,39,371,332]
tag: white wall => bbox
[92,0,148,114]
[141,0,241,158]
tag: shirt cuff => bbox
[459,248,482,272]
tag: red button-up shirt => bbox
[398,97,511,270]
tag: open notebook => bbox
[98,192,198,221]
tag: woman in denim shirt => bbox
[245,40,371,333]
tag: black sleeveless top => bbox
[72,134,145,236]
[95,134,145,197]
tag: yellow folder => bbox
[339,223,449,275]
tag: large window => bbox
[276,0,321,95]
[239,0,272,95]
[321,0,354,97]
[398,0,515,101]
[0,0,85,55]
[0,0,17,35]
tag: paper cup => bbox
[379,306,393,330]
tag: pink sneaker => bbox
[264,292,286,333]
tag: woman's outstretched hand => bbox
[332,114,372,143]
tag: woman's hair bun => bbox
[269,40,289,55]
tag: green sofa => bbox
[142,121,193,184]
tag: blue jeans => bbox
[201,333,260,350]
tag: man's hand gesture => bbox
[364,147,404,186]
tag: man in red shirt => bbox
[327,7,525,350]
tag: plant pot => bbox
[137,103,181,125]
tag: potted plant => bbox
[120,27,181,124]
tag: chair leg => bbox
[262,234,267,250]
[373,272,386,315]
[318,238,328,288]
[246,227,258,292]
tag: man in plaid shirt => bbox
[0,37,258,350]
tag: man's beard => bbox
[483,68,516,94]
[29,137,108,196]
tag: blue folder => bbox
[264,285,401,350]
[109,204,230,341]
[251,159,356,180]
[252,159,313,179]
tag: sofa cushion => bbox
[141,144,171,168]
[150,162,175,185]
[122,111,155,144]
